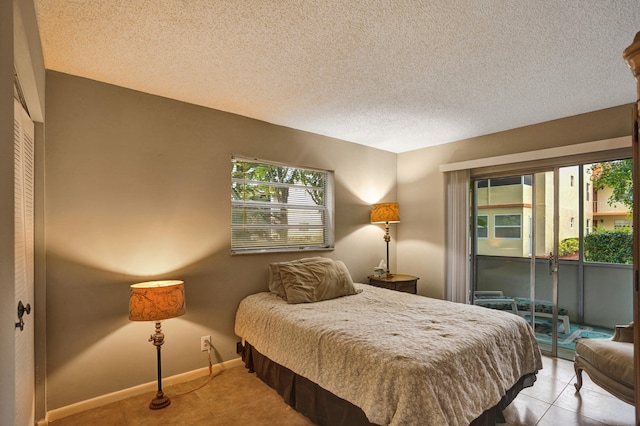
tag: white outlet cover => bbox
[200,335,211,351]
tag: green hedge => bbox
[584,229,633,264]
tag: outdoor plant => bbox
[584,228,633,264]
[559,237,579,257]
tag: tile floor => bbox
[49,355,634,426]
[504,356,635,425]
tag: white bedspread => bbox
[235,283,543,426]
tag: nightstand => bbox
[367,274,419,294]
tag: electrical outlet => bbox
[201,335,211,352]
[236,341,243,354]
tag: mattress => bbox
[235,283,543,425]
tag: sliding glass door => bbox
[472,160,633,359]
[472,172,558,354]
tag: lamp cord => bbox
[171,340,221,398]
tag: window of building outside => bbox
[494,214,522,239]
[476,176,532,188]
[614,220,632,229]
[586,183,590,201]
[477,215,488,238]
[231,157,334,254]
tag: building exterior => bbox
[475,163,631,258]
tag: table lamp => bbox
[371,202,400,277]
[129,280,185,409]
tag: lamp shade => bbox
[129,280,185,322]
[371,202,400,224]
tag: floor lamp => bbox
[371,202,400,277]
[129,280,185,409]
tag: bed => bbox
[235,258,543,426]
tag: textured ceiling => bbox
[35,1,640,153]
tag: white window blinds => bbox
[231,157,334,254]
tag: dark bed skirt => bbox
[242,342,537,426]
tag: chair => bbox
[574,322,634,405]
[473,291,571,333]
[473,290,519,313]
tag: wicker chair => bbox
[574,322,634,405]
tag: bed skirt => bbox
[242,342,537,426]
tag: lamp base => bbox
[149,391,171,410]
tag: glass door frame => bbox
[471,150,633,360]
[471,168,563,357]
[550,168,560,357]
[527,169,560,357]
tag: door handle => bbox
[548,252,558,275]
[15,300,31,332]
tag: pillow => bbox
[268,257,324,300]
[278,258,358,304]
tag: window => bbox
[494,214,522,239]
[570,217,574,229]
[477,215,488,238]
[476,176,532,188]
[231,157,334,254]
[586,183,590,201]
[614,220,632,229]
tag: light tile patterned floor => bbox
[49,356,634,425]
[504,356,635,425]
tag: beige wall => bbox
[44,71,398,409]
[397,104,634,300]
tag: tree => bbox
[589,159,633,214]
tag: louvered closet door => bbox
[14,98,35,426]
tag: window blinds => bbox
[231,157,334,254]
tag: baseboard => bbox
[42,357,243,423]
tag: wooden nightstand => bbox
[367,274,419,294]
